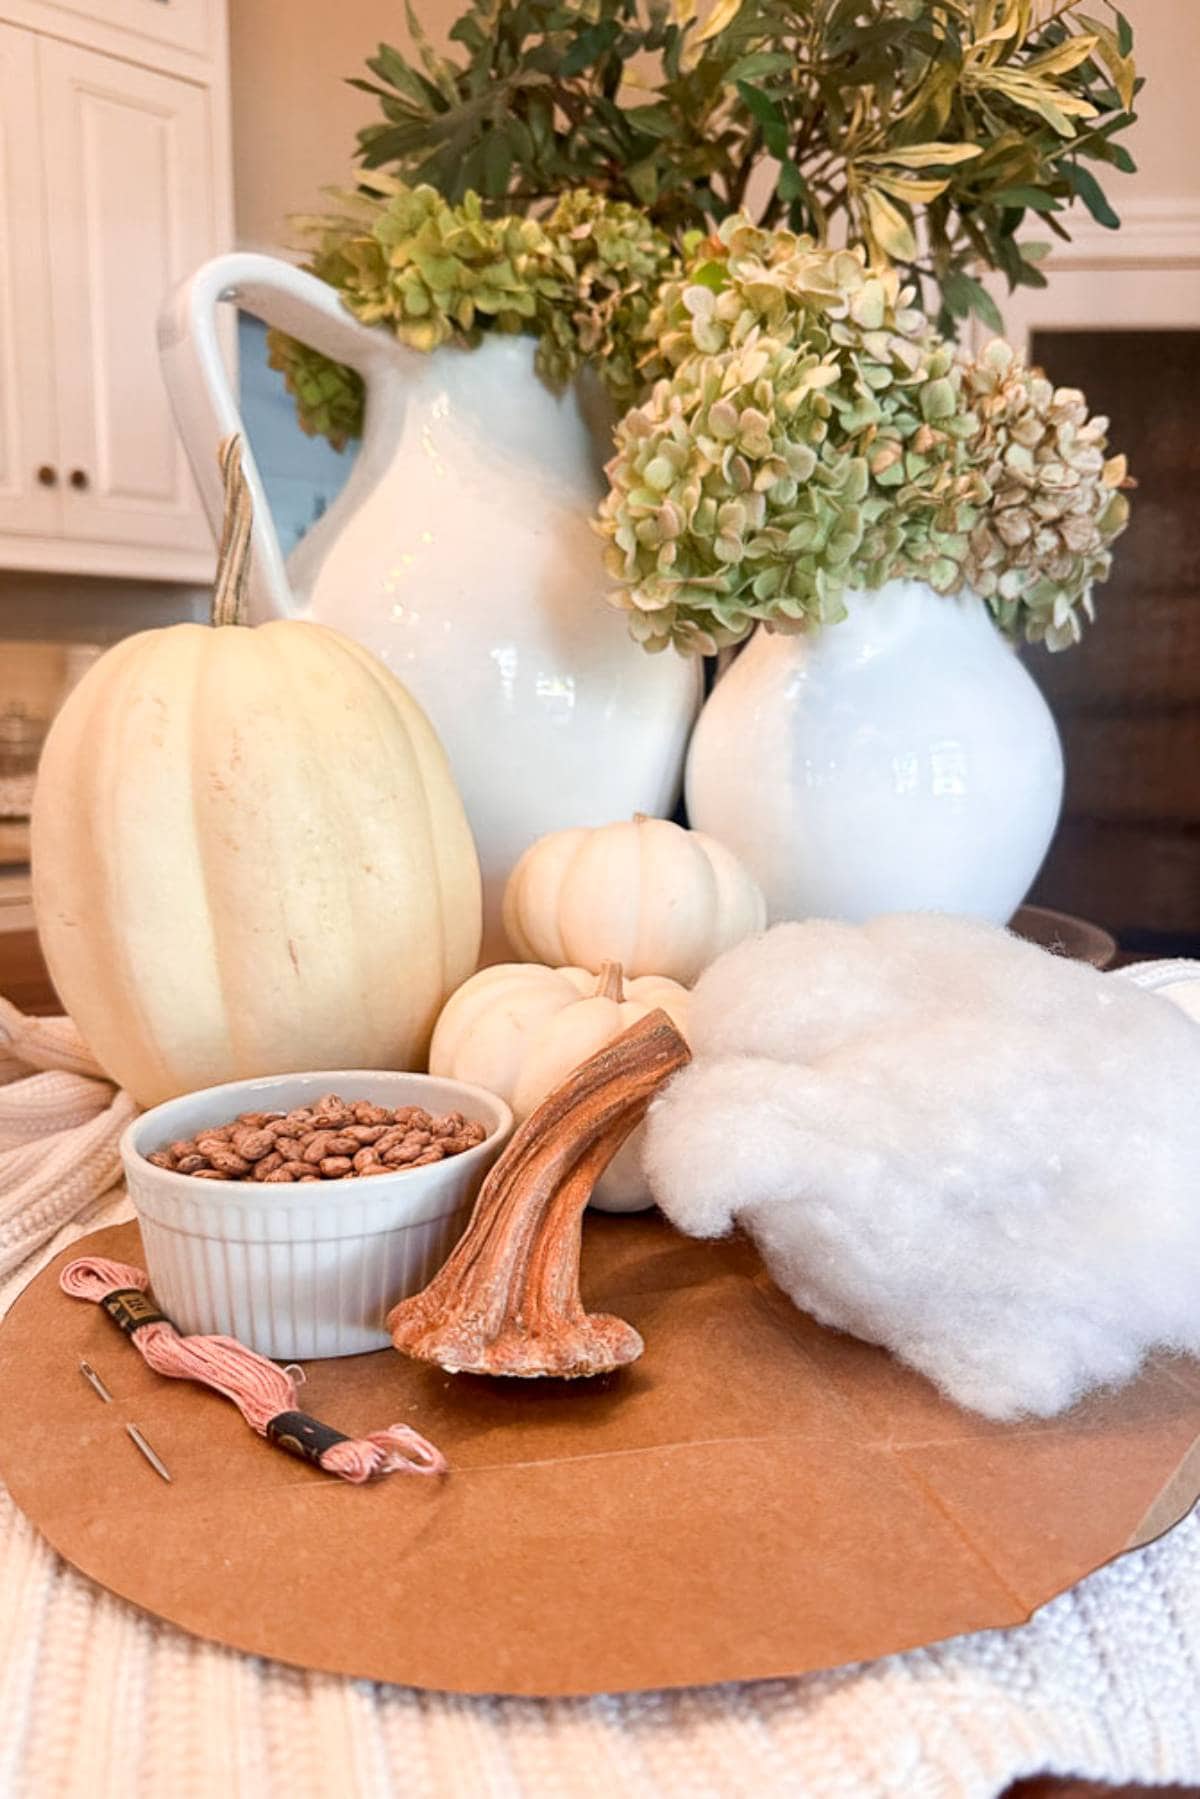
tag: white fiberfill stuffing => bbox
[642,914,1200,1419]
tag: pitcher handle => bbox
[158,252,389,622]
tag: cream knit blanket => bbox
[0,990,1198,1798]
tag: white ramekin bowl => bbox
[120,1069,512,1360]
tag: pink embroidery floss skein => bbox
[61,1256,448,1484]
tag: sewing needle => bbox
[126,1424,172,1484]
[79,1361,172,1482]
[79,1359,113,1403]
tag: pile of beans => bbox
[147,1093,489,1183]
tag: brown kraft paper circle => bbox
[1,1217,1199,1698]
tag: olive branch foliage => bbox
[349,0,1139,336]
[267,0,1138,655]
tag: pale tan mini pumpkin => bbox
[429,960,688,1211]
[32,442,481,1107]
[502,814,766,985]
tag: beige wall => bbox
[229,0,1198,249]
[230,0,458,249]
[1120,0,1200,200]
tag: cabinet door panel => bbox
[0,22,59,538]
[39,37,214,553]
[31,0,213,60]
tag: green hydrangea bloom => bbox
[598,218,1130,653]
[265,332,364,453]
[598,218,983,653]
[270,181,680,445]
[534,190,680,412]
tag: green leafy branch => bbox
[349,0,1138,335]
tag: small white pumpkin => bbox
[502,814,766,985]
[429,960,688,1211]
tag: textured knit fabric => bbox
[0,986,1198,1797]
[0,1000,135,1280]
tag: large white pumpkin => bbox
[502,814,765,985]
[429,960,688,1211]
[32,619,482,1106]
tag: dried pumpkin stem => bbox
[594,960,625,1003]
[388,1010,691,1378]
[210,434,253,629]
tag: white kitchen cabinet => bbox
[32,0,214,60]
[0,22,58,540]
[0,1,231,581]
[40,37,216,558]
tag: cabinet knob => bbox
[69,469,90,491]
[36,465,57,487]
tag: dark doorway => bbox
[1025,327,1200,957]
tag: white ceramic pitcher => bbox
[159,254,701,960]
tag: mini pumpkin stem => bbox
[595,960,625,1003]
[210,434,253,629]
[387,1010,691,1378]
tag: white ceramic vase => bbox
[685,580,1064,924]
[160,254,701,959]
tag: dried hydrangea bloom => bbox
[337,183,560,348]
[959,340,1133,650]
[265,333,364,453]
[600,218,1131,655]
[534,191,681,411]
[644,221,929,378]
[270,183,681,442]
[268,182,563,437]
[597,216,980,653]
[601,334,857,653]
